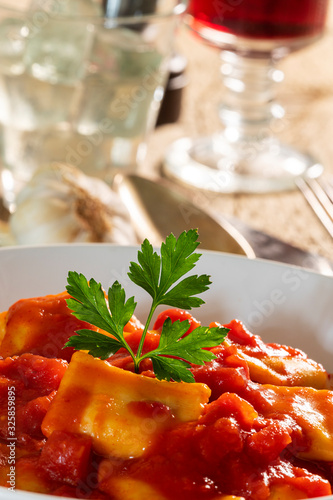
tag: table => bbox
[144,8,333,262]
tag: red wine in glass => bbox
[163,0,330,193]
[188,0,329,48]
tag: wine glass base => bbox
[163,135,323,193]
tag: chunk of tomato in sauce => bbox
[153,308,201,335]
[0,353,67,395]
[0,354,67,442]
[39,431,92,486]
[16,392,56,440]
[192,343,250,401]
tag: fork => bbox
[296,177,333,238]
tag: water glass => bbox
[0,0,186,211]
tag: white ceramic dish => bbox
[0,243,332,500]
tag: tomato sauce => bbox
[0,298,332,499]
[0,292,93,361]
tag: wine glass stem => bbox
[219,50,284,143]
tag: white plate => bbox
[0,244,332,500]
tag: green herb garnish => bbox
[64,230,228,383]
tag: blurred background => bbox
[145,2,333,261]
[0,0,332,266]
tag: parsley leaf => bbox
[150,356,195,383]
[65,230,229,382]
[65,329,123,360]
[142,319,229,382]
[66,277,137,362]
[147,318,229,365]
[128,230,210,309]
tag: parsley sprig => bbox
[65,230,229,382]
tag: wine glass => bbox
[163,0,330,193]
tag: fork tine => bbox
[309,178,333,220]
[321,177,333,204]
[296,177,333,239]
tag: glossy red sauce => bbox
[0,301,332,499]
[0,292,93,361]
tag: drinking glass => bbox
[0,0,186,212]
[164,0,330,193]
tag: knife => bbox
[115,174,333,276]
[223,214,333,275]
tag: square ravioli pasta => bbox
[0,293,332,500]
